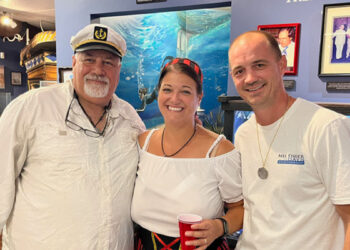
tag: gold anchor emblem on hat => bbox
[94,28,107,40]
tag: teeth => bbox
[168,106,182,111]
[247,84,263,92]
[87,79,107,84]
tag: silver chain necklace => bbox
[256,98,290,179]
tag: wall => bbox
[55,0,350,104]
[228,0,350,103]
[0,23,29,101]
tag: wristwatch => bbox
[216,217,229,236]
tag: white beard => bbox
[83,74,110,98]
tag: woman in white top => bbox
[131,57,243,249]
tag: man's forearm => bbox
[343,220,350,250]
[344,227,350,250]
[335,204,350,250]
[223,200,244,234]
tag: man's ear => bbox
[279,55,287,76]
[72,54,77,67]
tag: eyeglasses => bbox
[65,97,109,138]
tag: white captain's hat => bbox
[70,23,126,58]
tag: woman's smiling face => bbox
[158,70,202,126]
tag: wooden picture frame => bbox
[257,23,301,75]
[0,65,4,89]
[11,72,22,86]
[318,3,350,77]
[136,0,166,4]
[58,67,73,83]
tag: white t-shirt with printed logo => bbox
[235,98,350,250]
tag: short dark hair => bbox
[278,28,293,38]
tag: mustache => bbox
[84,74,109,84]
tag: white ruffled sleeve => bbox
[214,149,243,203]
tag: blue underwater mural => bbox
[100,7,231,128]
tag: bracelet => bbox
[216,217,229,236]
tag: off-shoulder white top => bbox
[131,129,242,237]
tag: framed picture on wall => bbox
[319,3,350,77]
[0,65,4,89]
[11,72,22,86]
[58,67,73,83]
[257,23,301,75]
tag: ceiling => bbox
[0,0,55,30]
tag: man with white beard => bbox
[0,24,145,250]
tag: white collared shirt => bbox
[279,41,295,68]
[0,81,145,250]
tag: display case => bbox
[218,96,350,141]
[20,31,57,90]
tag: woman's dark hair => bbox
[157,57,203,94]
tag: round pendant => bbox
[258,167,268,179]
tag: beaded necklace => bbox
[161,126,196,157]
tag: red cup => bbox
[177,213,202,250]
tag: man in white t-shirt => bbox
[228,30,350,250]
